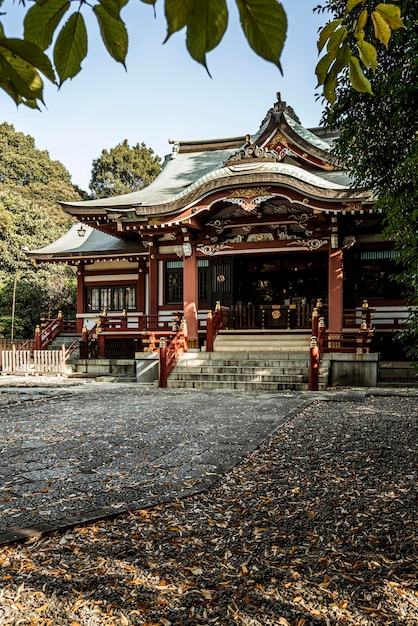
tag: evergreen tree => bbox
[90,140,161,198]
[320,0,418,360]
[0,123,81,338]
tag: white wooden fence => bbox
[1,348,66,375]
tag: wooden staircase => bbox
[167,331,328,391]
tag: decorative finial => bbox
[245,134,251,144]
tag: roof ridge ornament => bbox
[225,141,287,166]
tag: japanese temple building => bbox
[29,93,407,367]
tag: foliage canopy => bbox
[90,140,161,198]
[320,0,418,359]
[0,122,81,338]
[0,0,405,108]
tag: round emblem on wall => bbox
[217,274,225,283]
[272,310,281,319]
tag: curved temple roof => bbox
[27,223,146,262]
[59,94,371,221]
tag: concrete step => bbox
[168,350,328,392]
[171,364,307,376]
[214,331,311,352]
[166,379,312,391]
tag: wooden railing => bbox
[309,300,375,391]
[229,301,322,329]
[34,311,77,350]
[206,303,227,352]
[97,312,175,333]
[159,326,188,387]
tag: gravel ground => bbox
[0,393,417,626]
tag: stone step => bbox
[169,372,309,383]
[166,379,328,391]
[168,348,329,391]
[214,331,311,352]
[181,352,310,363]
[173,365,310,375]
[166,379,312,391]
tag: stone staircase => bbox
[47,333,81,359]
[167,331,329,391]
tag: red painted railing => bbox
[34,314,64,350]
[309,300,375,391]
[206,304,228,352]
[159,328,188,387]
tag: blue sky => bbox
[1,1,326,192]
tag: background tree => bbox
[90,140,161,198]
[0,0,404,108]
[319,0,418,359]
[0,122,81,338]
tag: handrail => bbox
[34,316,63,350]
[206,302,227,352]
[97,313,174,332]
[159,329,188,387]
[65,339,80,361]
[310,299,375,391]
[79,324,98,359]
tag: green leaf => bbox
[375,3,404,30]
[0,46,44,100]
[354,8,368,37]
[0,38,55,82]
[53,12,87,84]
[185,0,228,71]
[164,0,194,40]
[333,42,351,74]
[93,4,128,65]
[323,67,337,106]
[0,72,23,105]
[326,25,348,57]
[315,52,333,86]
[317,18,343,53]
[236,0,287,68]
[349,54,373,93]
[357,39,377,72]
[346,0,365,12]
[98,0,129,20]
[371,10,391,47]
[24,0,71,50]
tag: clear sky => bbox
[1,1,326,193]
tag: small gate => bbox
[1,348,66,375]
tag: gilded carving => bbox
[342,202,363,211]
[225,144,279,165]
[228,187,271,199]
[196,243,233,256]
[269,130,290,148]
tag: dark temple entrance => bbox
[230,253,328,329]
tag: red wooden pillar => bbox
[183,244,199,349]
[328,246,344,333]
[138,261,145,313]
[148,243,158,318]
[76,263,85,333]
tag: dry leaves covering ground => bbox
[0,394,417,626]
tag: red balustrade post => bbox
[34,325,41,351]
[97,332,105,358]
[206,310,214,352]
[311,306,319,340]
[80,325,89,359]
[309,337,319,391]
[58,310,64,333]
[122,309,127,330]
[159,337,167,388]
